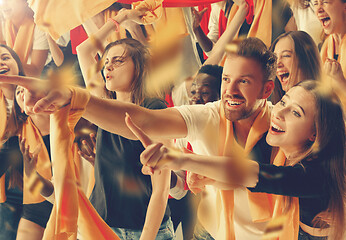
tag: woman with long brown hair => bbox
[135,80,346,240]
[0,44,53,240]
[76,8,174,239]
[270,31,322,104]
[0,44,25,240]
[314,0,346,96]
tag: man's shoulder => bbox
[176,100,221,113]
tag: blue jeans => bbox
[0,202,22,240]
[298,227,328,240]
[111,218,175,240]
[192,222,215,240]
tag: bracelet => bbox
[108,18,120,33]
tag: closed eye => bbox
[292,110,301,117]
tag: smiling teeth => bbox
[0,69,9,74]
[272,122,284,132]
[227,100,242,105]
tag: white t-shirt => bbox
[28,26,51,65]
[5,98,13,116]
[207,3,222,44]
[291,3,323,46]
[175,101,268,239]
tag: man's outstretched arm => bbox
[0,74,188,140]
[83,94,188,140]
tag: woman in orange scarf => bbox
[134,80,346,240]
[0,44,53,240]
[315,0,346,93]
[270,31,322,104]
[12,86,54,240]
[0,0,49,77]
[0,44,26,240]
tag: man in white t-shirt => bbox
[14,37,277,240]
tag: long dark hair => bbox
[102,38,150,105]
[286,80,345,239]
[0,45,27,144]
[270,31,322,104]
[0,44,25,77]
[0,45,27,190]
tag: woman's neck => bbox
[116,91,132,103]
[282,148,306,165]
[30,114,50,136]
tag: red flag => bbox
[118,0,222,7]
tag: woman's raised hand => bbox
[124,113,183,175]
[191,7,208,30]
[19,136,42,177]
[78,133,96,166]
[324,58,346,91]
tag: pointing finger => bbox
[125,112,153,147]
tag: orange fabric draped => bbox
[320,34,346,107]
[133,0,164,25]
[21,117,52,204]
[216,101,273,239]
[270,150,300,240]
[320,34,346,78]
[216,101,299,239]
[27,0,116,40]
[5,12,35,64]
[132,0,187,35]
[227,0,272,47]
[0,91,8,203]
[43,87,120,240]
[118,0,221,7]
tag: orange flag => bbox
[43,87,120,240]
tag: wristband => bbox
[108,18,120,32]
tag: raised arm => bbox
[22,49,48,77]
[76,9,143,97]
[46,33,64,67]
[191,7,214,53]
[204,0,248,65]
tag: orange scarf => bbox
[0,90,8,203]
[21,117,52,204]
[43,87,120,240]
[321,34,346,78]
[133,0,187,43]
[5,12,35,64]
[320,34,346,107]
[226,0,272,47]
[27,0,116,40]
[133,0,164,25]
[270,150,300,240]
[216,101,299,239]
